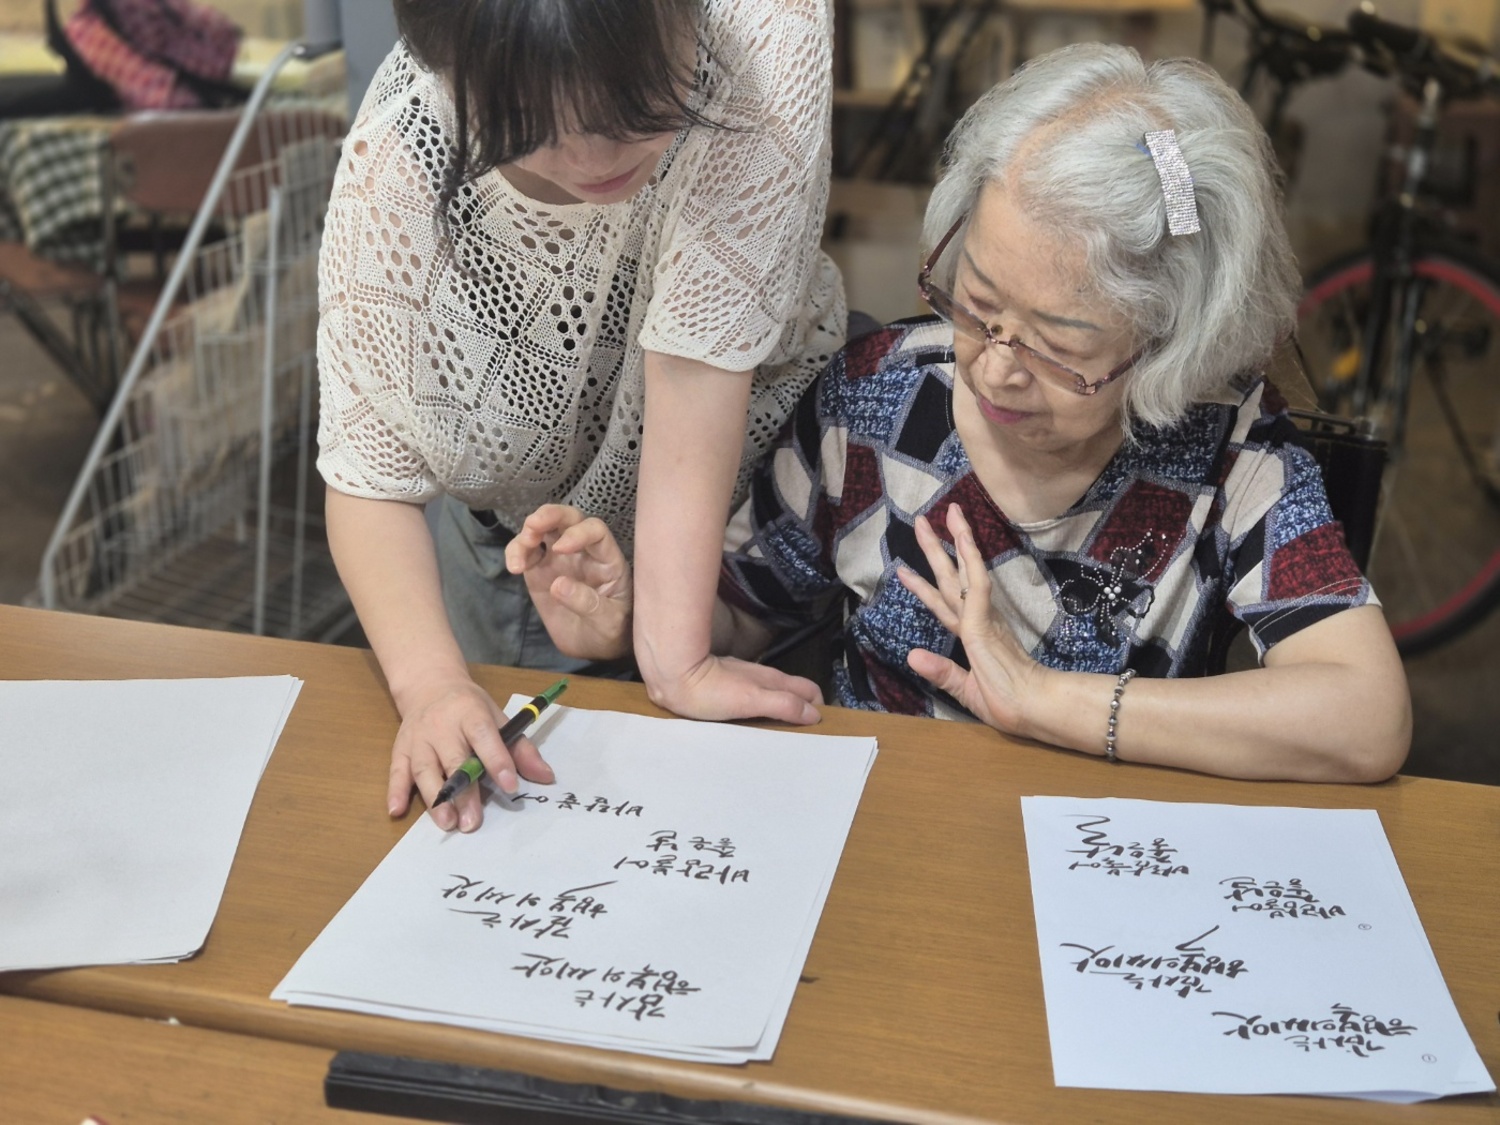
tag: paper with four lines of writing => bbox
[275,699,877,1063]
[1022,796,1494,1103]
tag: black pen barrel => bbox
[498,699,545,745]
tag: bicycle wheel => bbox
[1297,243,1500,656]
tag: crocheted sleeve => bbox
[637,0,835,372]
[315,47,446,503]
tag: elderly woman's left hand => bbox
[898,504,1049,734]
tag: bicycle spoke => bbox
[1423,339,1500,507]
[1374,467,1435,610]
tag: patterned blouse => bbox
[718,317,1375,718]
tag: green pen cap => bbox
[540,678,569,705]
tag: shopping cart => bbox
[37,41,353,641]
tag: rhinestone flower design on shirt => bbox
[1058,530,1172,646]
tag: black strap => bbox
[325,1052,901,1125]
[44,0,122,112]
[1288,411,1387,572]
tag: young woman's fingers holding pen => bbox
[427,679,567,831]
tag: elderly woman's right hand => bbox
[505,504,633,661]
[899,505,1050,735]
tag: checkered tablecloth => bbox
[0,115,116,267]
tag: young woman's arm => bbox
[632,350,821,725]
[323,489,554,830]
[903,506,1410,783]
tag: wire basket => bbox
[40,49,353,641]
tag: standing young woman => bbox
[318,0,844,830]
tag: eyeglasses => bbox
[917,217,1142,396]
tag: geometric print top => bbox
[718,317,1375,719]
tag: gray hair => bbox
[924,42,1301,430]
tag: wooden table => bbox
[0,995,379,1123]
[1,604,1496,1124]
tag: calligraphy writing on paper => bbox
[1059,924,1248,999]
[511,953,703,1022]
[1065,814,1189,877]
[1220,875,1347,920]
[442,875,614,938]
[1213,1004,1418,1057]
[614,828,751,884]
[508,791,645,816]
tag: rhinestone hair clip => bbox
[1142,128,1200,237]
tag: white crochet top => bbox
[315,0,845,550]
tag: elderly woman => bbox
[509,42,1410,782]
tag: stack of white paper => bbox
[274,700,877,1063]
[1021,796,1495,1103]
[0,676,302,970]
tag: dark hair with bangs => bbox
[394,0,718,212]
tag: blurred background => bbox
[0,0,1494,784]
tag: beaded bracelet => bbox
[1105,668,1136,763]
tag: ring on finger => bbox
[959,586,969,601]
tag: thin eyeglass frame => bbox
[916,216,1142,396]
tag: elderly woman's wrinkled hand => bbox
[899,504,1049,735]
[504,503,633,661]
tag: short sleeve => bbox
[1221,421,1375,659]
[316,302,440,503]
[315,46,445,503]
[719,376,845,627]
[637,0,835,372]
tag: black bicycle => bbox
[1210,0,1500,656]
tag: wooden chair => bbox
[0,237,122,413]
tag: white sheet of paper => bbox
[0,676,302,970]
[274,700,877,1063]
[1021,796,1494,1103]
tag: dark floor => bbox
[2,298,1496,786]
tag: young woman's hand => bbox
[645,654,823,726]
[323,490,554,833]
[899,504,1049,735]
[505,504,633,661]
[388,673,554,833]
